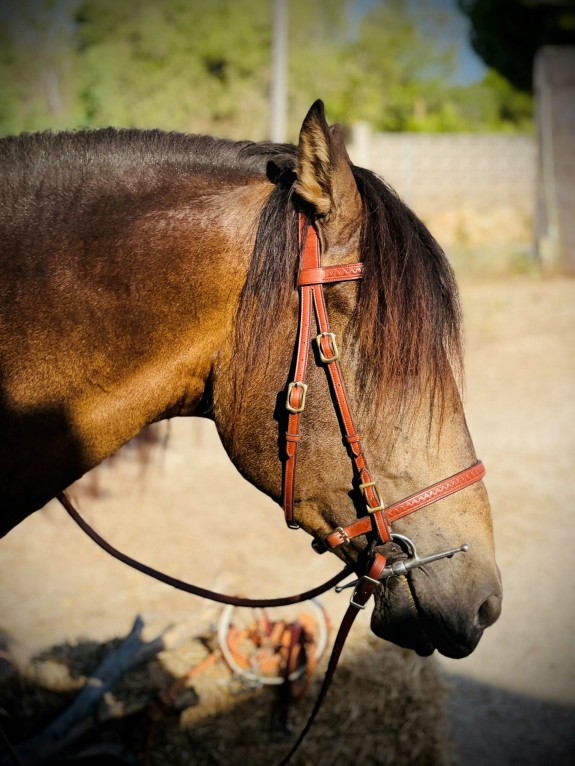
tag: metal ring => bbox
[391,532,417,558]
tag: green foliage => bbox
[0,0,534,138]
[301,0,457,133]
[73,0,273,137]
[459,0,575,92]
[445,70,534,132]
[401,69,535,133]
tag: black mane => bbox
[233,155,462,421]
[0,128,294,186]
[0,128,296,245]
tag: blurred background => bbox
[0,1,574,765]
[1,0,574,275]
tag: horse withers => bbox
[0,101,501,658]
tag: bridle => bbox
[55,213,485,764]
[269,215,484,761]
[283,215,484,554]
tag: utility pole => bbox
[270,0,288,142]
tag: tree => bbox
[289,0,458,133]
[74,0,273,138]
[0,0,535,138]
[458,0,575,92]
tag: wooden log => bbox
[2,616,195,766]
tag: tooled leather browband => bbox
[297,262,365,285]
[318,461,485,552]
[283,216,485,548]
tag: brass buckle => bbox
[286,381,308,413]
[316,331,339,363]
[359,481,386,513]
[326,526,350,550]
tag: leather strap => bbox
[321,461,486,552]
[278,553,388,765]
[282,221,320,527]
[58,492,352,607]
[298,262,365,285]
[282,220,389,542]
[309,256,391,542]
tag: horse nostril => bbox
[476,593,502,630]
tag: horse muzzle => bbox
[364,535,502,658]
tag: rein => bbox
[57,492,352,607]
[55,213,485,764]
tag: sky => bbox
[358,0,488,83]
[426,0,488,83]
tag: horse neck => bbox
[0,165,272,527]
[160,182,271,416]
[3,176,269,483]
[78,181,271,449]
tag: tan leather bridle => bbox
[56,213,486,764]
[283,215,484,548]
[272,215,485,762]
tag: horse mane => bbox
[0,128,294,193]
[1,128,461,422]
[352,165,463,411]
[233,151,463,423]
[0,128,296,264]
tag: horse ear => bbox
[294,100,360,220]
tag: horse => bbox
[0,100,501,660]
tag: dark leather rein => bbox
[56,214,485,764]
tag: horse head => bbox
[0,103,500,658]
[213,101,502,658]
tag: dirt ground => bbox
[0,275,574,765]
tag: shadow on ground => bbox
[2,619,574,766]
[444,674,575,766]
[1,628,448,766]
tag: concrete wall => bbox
[348,124,536,269]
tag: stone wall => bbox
[348,124,536,268]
